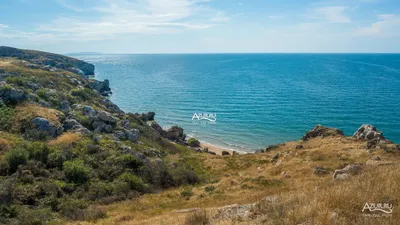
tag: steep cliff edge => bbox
[0,46,95,75]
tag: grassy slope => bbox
[0,58,212,224]
[70,136,400,225]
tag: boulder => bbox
[88,79,111,96]
[60,100,71,111]
[222,151,230,156]
[120,119,131,129]
[101,98,122,114]
[98,110,118,123]
[165,126,186,141]
[0,84,27,104]
[147,112,155,121]
[150,121,164,135]
[125,129,140,142]
[187,138,200,147]
[83,105,97,117]
[213,204,253,221]
[333,164,361,180]
[31,117,63,138]
[353,124,392,148]
[265,144,281,152]
[302,125,344,141]
[63,119,89,134]
[313,166,330,175]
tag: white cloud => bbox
[355,14,400,37]
[2,0,218,42]
[314,6,351,23]
[0,24,8,30]
[210,12,230,22]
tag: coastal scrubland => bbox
[0,47,399,225]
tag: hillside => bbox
[0,47,399,225]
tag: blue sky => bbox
[0,0,400,53]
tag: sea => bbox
[72,54,400,152]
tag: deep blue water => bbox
[73,54,400,152]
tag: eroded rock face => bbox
[165,126,186,142]
[31,117,63,138]
[353,124,392,148]
[63,119,89,134]
[302,125,344,141]
[0,83,27,104]
[88,79,111,96]
[333,164,361,180]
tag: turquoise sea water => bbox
[73,54,400,152]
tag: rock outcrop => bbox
[0,82,27,104]
[333,164,361,180]
[165,126,186,142]
[88,79,112,96]
[31,117,63,138]
[353,124,392,148]
[302,125,344,141]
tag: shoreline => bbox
[200,142,245,155]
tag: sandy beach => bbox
[200,142,238,156]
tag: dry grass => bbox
[67,136,400,225]
[48,132,81,146]
[13,105,63,131]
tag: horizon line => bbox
[66,52,400,55]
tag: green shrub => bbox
[4,147,28,173]
[187,138,200,147]
[6,77,24,86]
[36,88,48,100]
[0,205,18,221]
[16,206,56,225]
[204,185,215,192]
[0,106,15,131]
[70,88,96,101]
[116,154,143,171]
[59,199,88,220]
[63,160,90,184]
[47,150,67,169]
[180,189,194,199]
[87,181,112,201]
[117,172,148,192]
[171,164,200,186]
[27,142,50,164]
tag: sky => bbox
[0,0,400,53]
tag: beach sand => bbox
[200,142,238,156]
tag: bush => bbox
[16,206,56,225]
[0,106,15,131]
[184,209,209,225]
[187,138,200,147]
[59,199,88,220]
[63,160,90,184]
[117,172,148,192]
[36,88,48,101]
[171,164,200,186]
[116,154,143,171]
[6,77,24,86]
[4,147,28,173]
[70,88,97,101]
[47,150,67,169]
[87,181,112,201]
[204,185,215,192]
[27,142,50,164]
[180,189,194,199]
